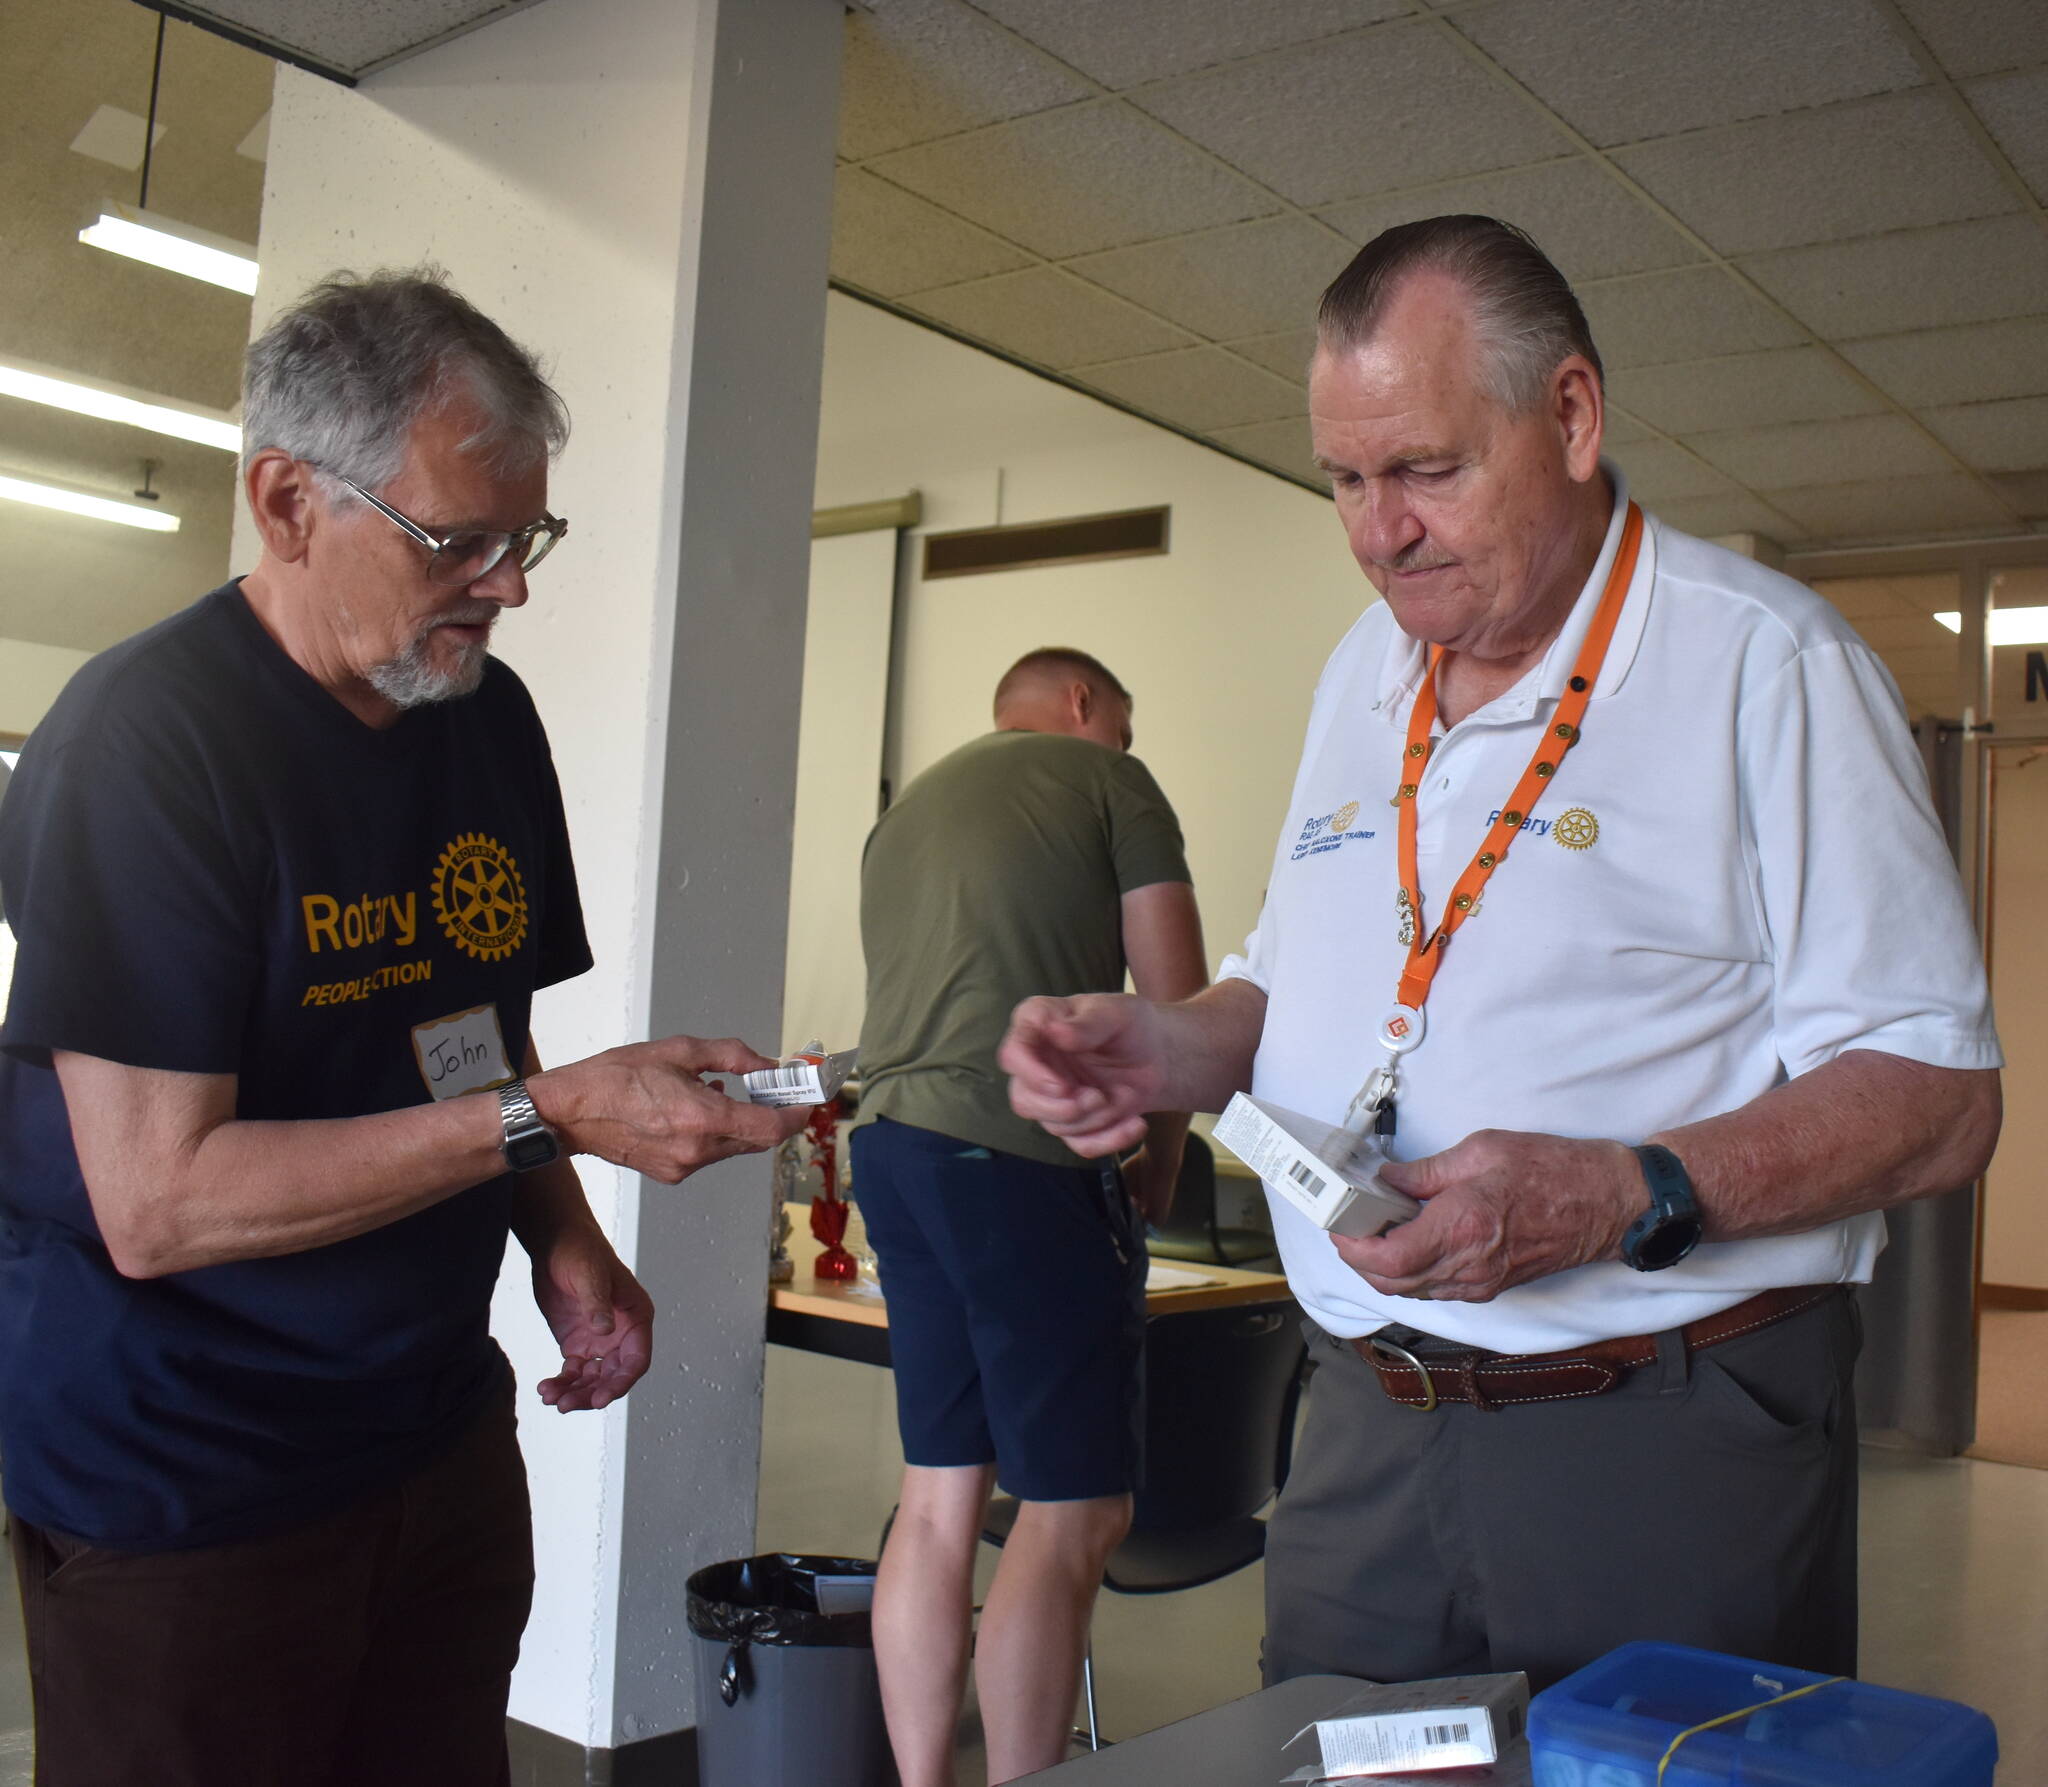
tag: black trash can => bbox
[686,1553,896,1787]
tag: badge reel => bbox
[1342,1004,1426,1149]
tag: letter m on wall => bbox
[2027,650,2048,704]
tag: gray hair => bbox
[1317,215,1603,412]
[240,267,570,494]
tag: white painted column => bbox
[241,0,841,1749]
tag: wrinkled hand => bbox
[533,1035,811,1183]
[999,994,1167,1159]
[533,1222,655,1412]
[1332,1129,1642,1302]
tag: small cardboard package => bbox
[1214,1093,1420,1239]
[742,1043,858,1108]
[1280,1676,1530,1781]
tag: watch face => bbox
[1629,1215,1704,1272]
[504,1128,560,1172]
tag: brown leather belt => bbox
[1351,1284,1838,1412]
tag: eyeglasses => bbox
[326,471,568,586]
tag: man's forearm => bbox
[1155,977,1268,1115]
[510,1156,603,1257]
[1650,1050,2001,1243]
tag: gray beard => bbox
[365,629,489,708]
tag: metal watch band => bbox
[497,1078,560,1171]
[499,1078,543,1134]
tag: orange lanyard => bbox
[1391,501,1643,1018]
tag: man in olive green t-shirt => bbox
[852,647,1207,1787]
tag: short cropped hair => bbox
[1316,215,1603,412]
[241,267,570,497]
[994,647,1132,716]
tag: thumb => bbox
[1376,1147,1455,1200]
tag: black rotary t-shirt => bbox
[0,583,592,1549]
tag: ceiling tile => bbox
[903,267,1197,368]
[1650,491,1807,541]
[1609,347,1886,435]
[1076,348,1307,432]
[1990,470,2048,518]
[838,0,1095,161]
[1741,216,2048,339]
[968,0,1406,90]
[1769,474,2015,539]
[1838,316,2048,408]
[1130,22,1573,208]
[1223,329,1319,383]
[1454,0,1925,148]
[1316,157,1702,282]
[1066,216,1354,341]
[1208,416,1325,484]
[68,104,165,172]
[1612,92,2016,256]
[1966,70,2048,204]
[830,167,1035,297]
[1608,441,1746,503]
[1577,267,1807,371]
[1687,415,1953,489]
[1920,396,2048,473]
[1894,0,2048,79]
[867,102,1283,258]
[1602,408,1656,445]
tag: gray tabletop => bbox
[1030,1676,1362,1783]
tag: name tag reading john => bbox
[412,1003,514,1101]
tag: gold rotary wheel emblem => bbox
[1330,800,1361,834]
[1553,807,1600,851]
[431,832,528,961]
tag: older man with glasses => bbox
[0,270,809,1786]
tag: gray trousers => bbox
[1263,1290,1860,1692]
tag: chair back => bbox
[1133,1299,1305,1534]
[1148,1132,1220,1250]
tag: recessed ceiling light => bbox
[0,472,180,533]
[1933,609,2048,646]
[79,201,259,297]
[0,357,241,454]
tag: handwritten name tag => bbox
[412,1003,513,1101]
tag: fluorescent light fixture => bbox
[1933,608,2048,646]
[0,472,180,533]
[79,201,258,297]
[0,356,240,454]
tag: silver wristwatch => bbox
[497,1078,562,1173]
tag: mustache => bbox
[1379,548,1457,574]
[418,602,499,640]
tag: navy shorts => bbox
[850,1117,1147,1503]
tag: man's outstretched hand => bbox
[532,1220,655,1412]
[999,993,1168,1158]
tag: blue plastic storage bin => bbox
[1527,1642,1996,1787]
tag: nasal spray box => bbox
[1214,1093,1420,1239]
[1281,1674,1531,1782]
[742,1042,858,1108]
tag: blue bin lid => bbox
[1527,1642,1996,1786]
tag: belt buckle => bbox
[1367,1337,1439,1413]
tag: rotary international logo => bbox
[431,832,528,961]
[1330,800,1361,834]
[1552,807,1600,851]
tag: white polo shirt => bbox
[1219,473,2001,1353]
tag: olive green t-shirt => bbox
[856,730,1191,1168]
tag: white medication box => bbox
[1214,1093,1420,1239]
[742,1046,857,1108]
[1282,1674,1530,1779]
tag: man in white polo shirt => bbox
[999,216,2001,1690]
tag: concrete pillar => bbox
[240,0,842,1761]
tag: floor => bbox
[0,1357,2041,1784]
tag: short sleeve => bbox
[1742,641,2000,1078]
[1,729,258,1073]
[1103,754,1190,895]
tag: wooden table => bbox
[768,1259,1294,1369]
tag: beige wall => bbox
[0,637,91,740]
[1987,741,2048,1289]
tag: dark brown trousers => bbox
[8,1381,533,1787]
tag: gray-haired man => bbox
[0,271,807,1785]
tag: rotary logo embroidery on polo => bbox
[1484,805,1602,849]
[432,832,529,961]
[1291,798,1379,861]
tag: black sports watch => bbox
[497,1079,562,1173]
[1622,1142,1703,1271]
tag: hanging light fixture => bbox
[0,472,181,533]
[0,357,241,453]
[77,14,260,297]
[1934,609,2048,647]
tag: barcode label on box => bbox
[1425,1721,1470,1747]
[755,1065,814,1091]
[1288,1159,1327,1197]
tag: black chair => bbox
[980,1298,1309,1749]
[1146,1132,1280,1272]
